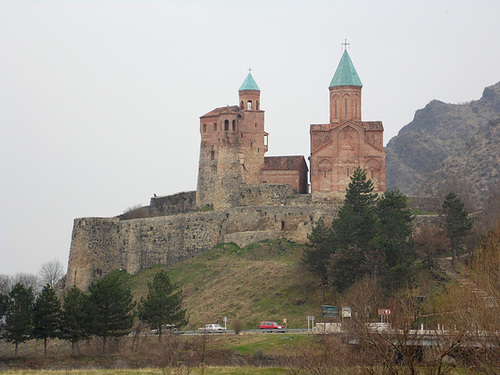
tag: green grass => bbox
[128,239,327,330]
[220,334,312,355]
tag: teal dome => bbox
[329,50,363,88]
[239,72,260,91]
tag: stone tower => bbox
[310,49,386,199]
[196,72,268,209]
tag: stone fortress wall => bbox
[64,187,341,291]
[64,184,440,291]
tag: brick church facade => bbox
[196,49,385,209]
[310,49,386,199]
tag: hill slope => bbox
[129,239,327,330]
[386,81,500,208]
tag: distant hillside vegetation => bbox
[386,81,500,209]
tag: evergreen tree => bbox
[344,167,378,214]
[304,169,418,293]
[138,270,187,342]
[87,271,135,353]
[303,218,332,299]
[376,190,416,290]
[328,167,380,290]
[442,192,474,259]
[2,283,34,356]
[32,284,62,356]
[0,292,8,317]
[61,286,91,355]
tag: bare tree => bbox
[39,259,65,288]
[0,274,12,294]
[13,273,40,295]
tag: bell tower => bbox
[310,43,385,198]
[329,48,363,123]
[196,71,267,209]
[239,70,261,111]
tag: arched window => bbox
[240,101,244,110]
[213,123,217,131]
[256,101,259,110]
[232,120,236,131]
[355,99,358,118]
[203,124,206,132]
[247,101,252,110]
[347,167,350,176]
[335,99,338,118]
[210,150,215,160]
[345,98,348,118]
[224,119,229,131]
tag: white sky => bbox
[1,0,500,277]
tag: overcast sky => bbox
[1,0,500,277]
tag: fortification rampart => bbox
[64,197,340,291]
[63,188,441,291]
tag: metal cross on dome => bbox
[248,67,252,74]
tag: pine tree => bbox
[303,218,332,300]
[61,286,91,355]
[376,190,416,290]
[32,284,62,356]
[329,168,380,291]
[442,192,474,259]
[2,283,34,356]
[344,167,378,214]
[87,271,135,353]
[138,270,187,342]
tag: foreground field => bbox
[0,368,287,375]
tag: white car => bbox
[198,324,226,333]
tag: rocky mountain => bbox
[385,81,500,209]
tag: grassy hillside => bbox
[128,239,330,330]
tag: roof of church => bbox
[329,50,363,88]
[201,105,240,118]
[239,72,260,91]
[262,155,308,171]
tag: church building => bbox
[310,49,386,199]
[196,46,385,209]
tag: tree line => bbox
[0,269,187,356]
[303,167,473,296]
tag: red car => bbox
[259,321,285,330]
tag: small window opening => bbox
[224,119,229,131]
[240,101,244,110]
[281,221,285,231]
[232,120,236,131]
[247,100,252,110]
[334,100,338,118]
[251,142,253,148]
[213,123,217,131]
[241,133,243,138]
[254,123,257,127]
[256,101,259,110]
[345,98,348,118]
[203,124,206,132]
[347,167,350,176]
[210,150,215,160]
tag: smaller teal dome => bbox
[239,72,260,91]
